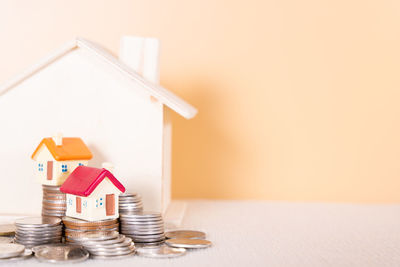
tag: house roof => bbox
[60,166,125,197]
[31,137,93,161]
[0,38,197,119]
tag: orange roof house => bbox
[31,134,93,186]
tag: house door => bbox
[47,161,53,180]
[106,194,115,216]
[76,197,81,213]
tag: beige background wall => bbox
[1,0,400,202]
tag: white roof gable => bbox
[0,38,197,119]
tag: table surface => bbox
[3,200,400,267]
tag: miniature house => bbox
[0,36,197,215]
[60,166,125,221]
[31,134,92,186]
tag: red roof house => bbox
[61,166,125,221]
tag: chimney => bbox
[102,162,115,173]
[119,36,160,84]
[52,133,63,146]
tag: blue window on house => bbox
[96,198,103,208]
[83,200,87,208]
[38,163,44,172]
[78,163,84,166]
[68,199,72,206]
[62,164,68,172]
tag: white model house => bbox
[0,36,197,215]
[31,134,92,186]
[60,165,125,221]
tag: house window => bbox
[68,198,72,206]
[62,164,68,172]
[38,163,44,172]
[78,163,84,166]
[83,200,87,208]
[96,198,104,208]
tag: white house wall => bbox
[66,178,121,221]
[0,47,163,214]
[32,145,89,186]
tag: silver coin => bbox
[16,225,63,231]
[166,238,212,249]
[32,243,83,254]
[89,246,135,256]
[119,195,141,199]
[88,243,134,252]
[65,227,118,233]
[121,227,164,232]
[134,241,165,247]
[122,231,164,236]
[16,226,62,232]
[132,239,165,243]
[85,238,133,250]
[119,201,141,204]
[66,231,119,241]
[15,217,61,227]
[15,235,62,241]
[120,220,164,225]
[15,234,61,239]
[35,245,89,263]
[0,249,32,261]
[0,237,14,243]
[0,243,25,258]
[120,211,161,217]
[129,233,165,238]
[136,245,186,258]
[71,234,126,246]
[165,230,206,239]
[91,251,135,259]
[119,206,143,210]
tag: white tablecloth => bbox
[4,200,400,266]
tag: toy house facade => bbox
[31,135,92,186]
[0,36,197,214]
[60,166,125,221]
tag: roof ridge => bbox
[0,37,197,119]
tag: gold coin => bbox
[0,224,15,236]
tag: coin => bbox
[91,251,135,259]
[35,245,89,263]
[62,216,118,227]
[32,243,83,254]
[15,217,61,227]
[70,234,126,246]
[0,249,32,261]
[165,230,206,239]
[65,223,119,231]
[0,244,25,258]
[0,224,15,236]
[89,246,135,256]
[136,245,186,258]
[166,238,212,249]
[66,231,119,241]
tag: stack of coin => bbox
[14,217,62,248]
[120,212,165,244]
[42,185,66,217]
[67,233,135,259]
[119,193,143,214]
[63,217,119,242]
